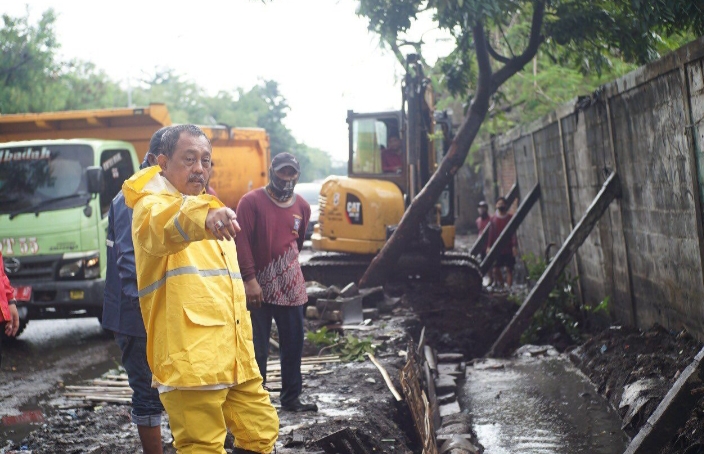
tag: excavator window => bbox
[351,117,401,175]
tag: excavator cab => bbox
[311,54,456,257]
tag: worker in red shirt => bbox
[475,200,492,263]
[486,196,518,289]
[476,201,491,234]
[381,136,403,173]
[235,153,317,413]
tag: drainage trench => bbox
[460,353,629,453]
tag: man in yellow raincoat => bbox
[123,124,278,454]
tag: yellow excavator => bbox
[305,54,478,285]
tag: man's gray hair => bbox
[160,124,210,158]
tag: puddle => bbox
[461,355,629,453]
[0,347,121,446]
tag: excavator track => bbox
[300,250,483,291]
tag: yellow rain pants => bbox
[159,377,278,454]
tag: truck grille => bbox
[4,255,61,282]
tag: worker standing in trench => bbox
[486,196,518,289]
[235,152,318,413]
[102,127,169,454]
[123,124,278,454]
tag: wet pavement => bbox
[463,351,630,453]
[0,318,119,447]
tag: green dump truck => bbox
[0,139,139,336]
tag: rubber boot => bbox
[232,448,272,454]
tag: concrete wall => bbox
[454,162,485,233]
[484,36,704,338]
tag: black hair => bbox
[147,126,171,157]
[496,196,507,204]
[160,124,210,158]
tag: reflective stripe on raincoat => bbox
[122,166,260,388]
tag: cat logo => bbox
[345,194,363,225]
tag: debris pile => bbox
[397,330,483,454]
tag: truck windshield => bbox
[0,144,93,215]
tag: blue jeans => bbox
[250,304,304,406]
[114,333,164,427]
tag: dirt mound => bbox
[401,281,516,359]
[571,324,703,451]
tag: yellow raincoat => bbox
[122,166,260,388]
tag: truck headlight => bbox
[59,259,84,278]
[58,252,100,280]
[84,256,100,278]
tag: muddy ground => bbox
[2,279,511,454]
[5,278,704,453]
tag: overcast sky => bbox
[1,1,453,162]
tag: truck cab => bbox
[0,139,139,336]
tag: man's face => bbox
[388,137,402,152]
[496,201,507,213]
[478,206,488,216]
[158,132,212,196]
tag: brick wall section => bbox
[512,134,546,258]
[561,113,605,303]
[582,106,634,323]
[481,36,704,338]
[610,69,704,333]
[533,122,572,249]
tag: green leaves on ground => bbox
[306,328,377,362]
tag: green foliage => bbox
[305,326,339,346]
[357,0,703,168]
[305,328,377,362]
[519,253,610,345]
[339,335,376,362]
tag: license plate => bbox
[69,290,84,300]
[14,286,32,302]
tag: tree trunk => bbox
[358,2,545,289]
[358,25,493,289]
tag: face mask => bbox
[479,208,488,218]
[498,206,508,213]
[267,167,298,202]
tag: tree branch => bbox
[491,0,546,93]
[473,21,492,104]
[497,21,516,58]
[487,42,512,64]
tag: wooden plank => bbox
[489,172,620,357]
[480,183,541,275]
[400,343,438,454]
[624,346,704,454]
[90,380,131,387]
[367,353,402,401]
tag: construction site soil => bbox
[5,281,704,453]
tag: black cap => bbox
[271,152,300,173]
[478,200,488,207]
